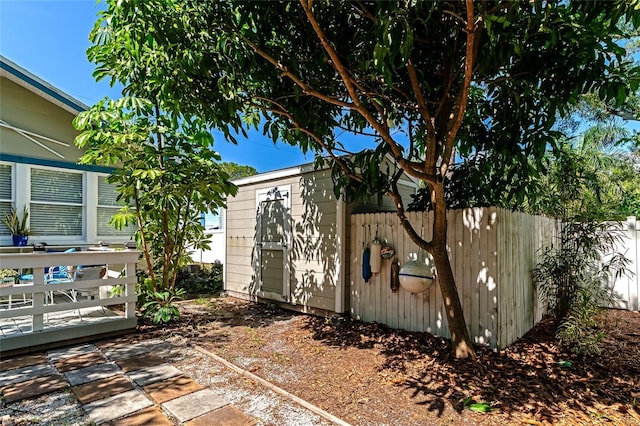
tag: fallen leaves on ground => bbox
[136,298,640,426]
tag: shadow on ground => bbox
[301,309,640,423]
[133,297,640,424]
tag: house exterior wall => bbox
[0,61,132,245]
[1,78,86,162]
[225,169,340,312]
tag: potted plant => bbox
[1,206,32,246]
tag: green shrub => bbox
[533,221,628,355]
[141,287,186,324]
[556,287,605,355]
[175,261,223,297]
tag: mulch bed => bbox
[136,298,640,425]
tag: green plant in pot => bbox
[1,207,32,246]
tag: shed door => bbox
[257,186,290,302]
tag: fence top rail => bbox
[0,250,140,269]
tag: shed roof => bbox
[232,156,420,188]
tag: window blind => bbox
[97,175,135,237]
[98,175,119,206]
[0,164,12,236]
[31,169,82,204]
[0,164,11,200]
[31,204,83,236]
[30,168,83,236]
[0,202,11,236]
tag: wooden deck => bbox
[0,249,139,354]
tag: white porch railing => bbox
[0,249,139,353]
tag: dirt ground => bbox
[136,297,640,426]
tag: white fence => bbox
[0,250,139,353]
[350,208,559,349]
[611,217,639,311]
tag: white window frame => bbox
[95,173,135,242]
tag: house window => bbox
[30,168,83,237]
[202,209,222,230]
[0,164,12,236]
[97,175,135,237]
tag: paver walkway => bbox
[0,340,257,425]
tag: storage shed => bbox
[224,162,417,314]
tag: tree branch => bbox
[299,0,414,173]
[389,173,433,252]
[442,0,481,177]
[249,97,365,185]
[232,28,355,111]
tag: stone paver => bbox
[71,374,134,404]
[115,354,166,373]
[1,375,68,403]
[54,351,106,372]
[0,353,47,371]
[143,375,203,404]
[103,406,174,426]
[100,339,169,360]
[101,346,152,360]
[162,388,228,423]
[127,364,182,387]
[64,362,121,386]
[0,340,307,426]
[83,389,153,425]
[0,364,56,387]
[47,344,97,361]
[185,405,257,426]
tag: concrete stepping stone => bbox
[162,388,228,423]
[64,362,121,386]
[115,354,165,373]
[47,344,97,361]
[0,364,56,387]
[83,389,153,425]
[101,339,170,360]
[102,345,152,360]
[102,406,173,426]
[0,353,46,371]
[143,375,203,404]
[1,374,68,403]
[54,351,107,372]
[71,374,134,404]
[186,405,257,426]
[127,364,182,387]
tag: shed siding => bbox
[225,170,339,311]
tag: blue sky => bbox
[0,0,314,173]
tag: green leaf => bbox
[469,403,492,413]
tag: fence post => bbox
[626,216,638,311]
[32,267,45,332]
[124,261,137,320]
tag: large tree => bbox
[88,0,640,358]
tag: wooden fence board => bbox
[349,208,558,348]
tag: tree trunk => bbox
[431,185,476,359]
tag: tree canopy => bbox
[220,162,258,180]
[88,0,640,357]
